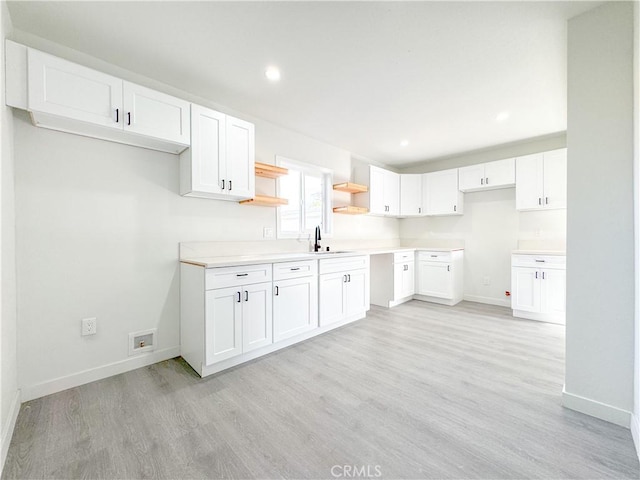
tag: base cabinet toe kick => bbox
[180,255,370,377]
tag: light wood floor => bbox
[3,301,639,479]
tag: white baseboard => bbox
[1,389,21,477]
[21,346,180,402]
[562,386,632,427]
[463,294,511,308]
[631,413,640,461]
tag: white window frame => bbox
[275,156,333,240]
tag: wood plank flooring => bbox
[3,301,639,479]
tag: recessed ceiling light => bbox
[265,66,281,82]
[496,111,510,122]
[400,140,409,147]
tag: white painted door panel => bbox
[345,269,368,316]
[484,158,515,188]
[226,115,255,198]
[543,149,567,210]
[400,174,423,216]
[242,282,273,353]
[123,81,190,144]
[205,287,242,365]
[27,48,122,128]
[541,269,566,315]
[369,167,386,215]
[418,262,452,298]
[515,153,544,210]
[424,169,462,215]
[511,267,541,313]
[385,170,400,216]
[190,104,226,195]
[273,276,318,342]
[319,272,346,326]
[458,164,485,191]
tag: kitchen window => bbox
[276,156,332,239]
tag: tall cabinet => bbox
[515,149,567,211]
[354,165,400,216]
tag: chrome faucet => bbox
[314,225,322,252]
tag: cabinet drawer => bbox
[273,260,318,281]
[205,263,272,290]
[511,255,566,269]
[417,251,452,263]
[393,251,415,263]
[319,255,369,275]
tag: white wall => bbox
[10,35,399,401]
[565,1,635,427]
[0,0,19,473]
[400,137,567,307]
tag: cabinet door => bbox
[189,104,226,195]
[394,262,415,299]
[27,48,122,129]
[484,158,515,188]
[542,149,567,210]
[319,272,346,326]
[424,169,462,215]
[510,267,541,313]
[123,81,190,144]
[417,262,453,299]
[242,282,273,353]
[458,164,485,191]
[515,153,544,210]
[385,170,400,216]
[273,276,318,342]
[345,269,369,316]
[205,287,242,365]
[540,269,566,315]
[400,174,423,216]
[225,116,255,199]
[369,166,386,215]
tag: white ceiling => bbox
[7,1,597,167]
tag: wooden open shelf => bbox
[239,195,288,207]
[255,162,289,179]
[333,205,369,215]
[333,182,368,194]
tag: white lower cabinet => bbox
[319,256,370,326]
[511,254,566,324]
[273,260,318,342]
[415,250,464,306]
[205,281,272,364]
[370,251,415,308]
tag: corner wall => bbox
[633,0,640,459]
[0,0,19,474]
[565,1,634,426]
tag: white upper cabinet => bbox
[423,169,464,216]
[515,148,567,211]
[399,174,423,216]
[122,81,190,145]
[459,158,515,192]
[13,43,190,154]
[180,104,255,200]
[354,165,400,216]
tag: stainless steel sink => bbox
[312,250,352,255]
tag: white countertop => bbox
[512,250,566,256]
[181,246,464,268]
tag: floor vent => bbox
[128,328,157,356]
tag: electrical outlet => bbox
[263,227,274,239]
[81,317,97,336]
[482,276,491,286]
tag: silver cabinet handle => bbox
[538,197,542,205]
[229,180,233,191]
[481,178,484,185]
[542,272,545,280]
[236,273,248,277]
[447,265,450,272]
[418,207,421,213]
[347,274,351,282]
[115,108,119,123]
[127,112,131,125]
[290,267,300,271]
[535,259,545,263]
[236,292,241,303]
[545,197,549,205]
[343,275,347,283]
[244,290,248,301]
[454,205,457,212]
[485,177,489,185]
[535,272,538,279]
[274,286,279,296]
[221,179,225,190]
